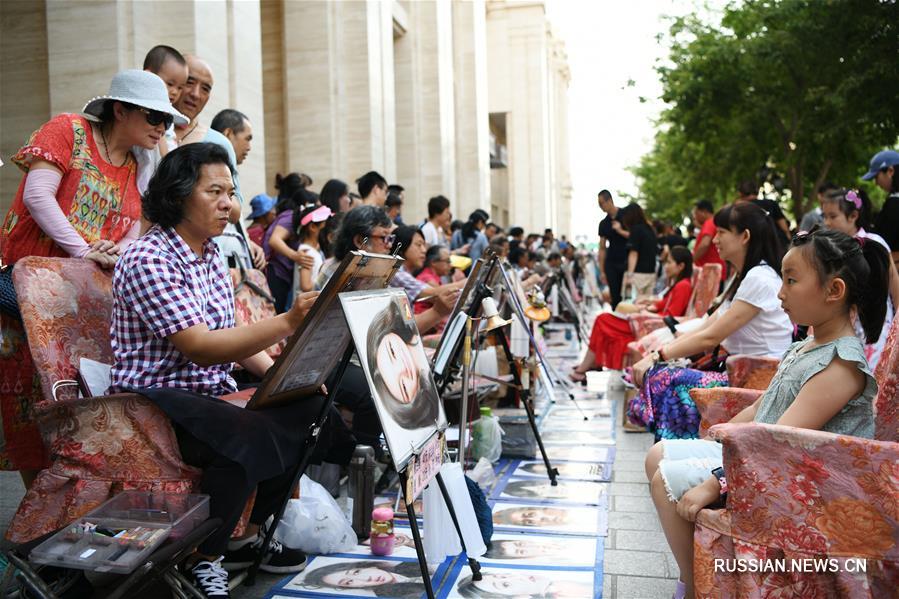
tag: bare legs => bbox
[570,349,598,381]
[646,442,695,598]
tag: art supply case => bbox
[30,491,209,574]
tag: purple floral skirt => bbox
[627,364,728,440]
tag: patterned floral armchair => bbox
[6,257,199,543]
[689,316,899,597]
[627,264,722,342]
[7,258,266,544]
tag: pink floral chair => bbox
[625,264,723,366]
[7,258,263,544]
[687,316,899,597]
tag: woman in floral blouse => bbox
[0,70,185,486]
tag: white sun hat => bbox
[82,69,188,126]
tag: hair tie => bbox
[846,190,862,210]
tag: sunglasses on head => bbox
[131,105,174,129]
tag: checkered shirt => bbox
[391,265,428,303]
[109,225,238,396]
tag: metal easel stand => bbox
[395,443,482,599]
[244,344,356,586]
[492,328,559,486]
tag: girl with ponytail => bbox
[645,227,889,599]
[821,188,899,368]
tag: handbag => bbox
[689,345,729,373]
[0,264,20,321]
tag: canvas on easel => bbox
[247,251,401,410]
[339,288,448,471]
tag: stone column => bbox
[486,1,551,234]
[451,0,491,221]
[0,0,51,216]
[394,0,457,224]
[281,0,396,191]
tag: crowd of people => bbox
[1,39,897,599]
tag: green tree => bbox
[636,0,899,221]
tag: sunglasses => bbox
[133,106,174,129]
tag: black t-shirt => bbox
[874,194,899,251]
[627,224,658,273]
[598,212,628,266]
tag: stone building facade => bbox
[0,0,571,235]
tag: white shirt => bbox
[420,221,446,247]
[719,263,793,357]
[293,243,324,294]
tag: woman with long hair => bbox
[618,203,659,299]
[263,187,318,312]
[571,246,694,380]
[631,203,792,440]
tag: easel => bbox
[435,256,560,485]
[244,343,356,586]
[396,433,482,599]
[496,260,589,420]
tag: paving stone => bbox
[602,573,613,597]
[665,552,681,580]
[612,469,649,483]
[603,549,670,577]
[613,495,656,513]
[610,482,649,496]
[611,458,647,474]
[617,575,679,598]
[614,529,670,552]
[609,511,663,531]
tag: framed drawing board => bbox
[247,251,401,410]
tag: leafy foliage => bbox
[635,0,899,222]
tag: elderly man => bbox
[174,55,265,271]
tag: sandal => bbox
[568,368,588,383]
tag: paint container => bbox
[369,507,395,556]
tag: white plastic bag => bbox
[467,457,497,491]
[422,462,487,563]
[274,475,356,554]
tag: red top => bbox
[2,114,141,264]
[413,267,441,314]
[693,218,726,280]
[247,223,266,247]
[654,277,693,317]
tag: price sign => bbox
[406,433,444,501]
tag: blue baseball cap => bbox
[249,193,276,219]
[861,149,899,181]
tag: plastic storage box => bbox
[30,491,209,574]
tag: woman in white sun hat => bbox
[0,69,186,488]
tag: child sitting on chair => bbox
[644,228,889,599]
